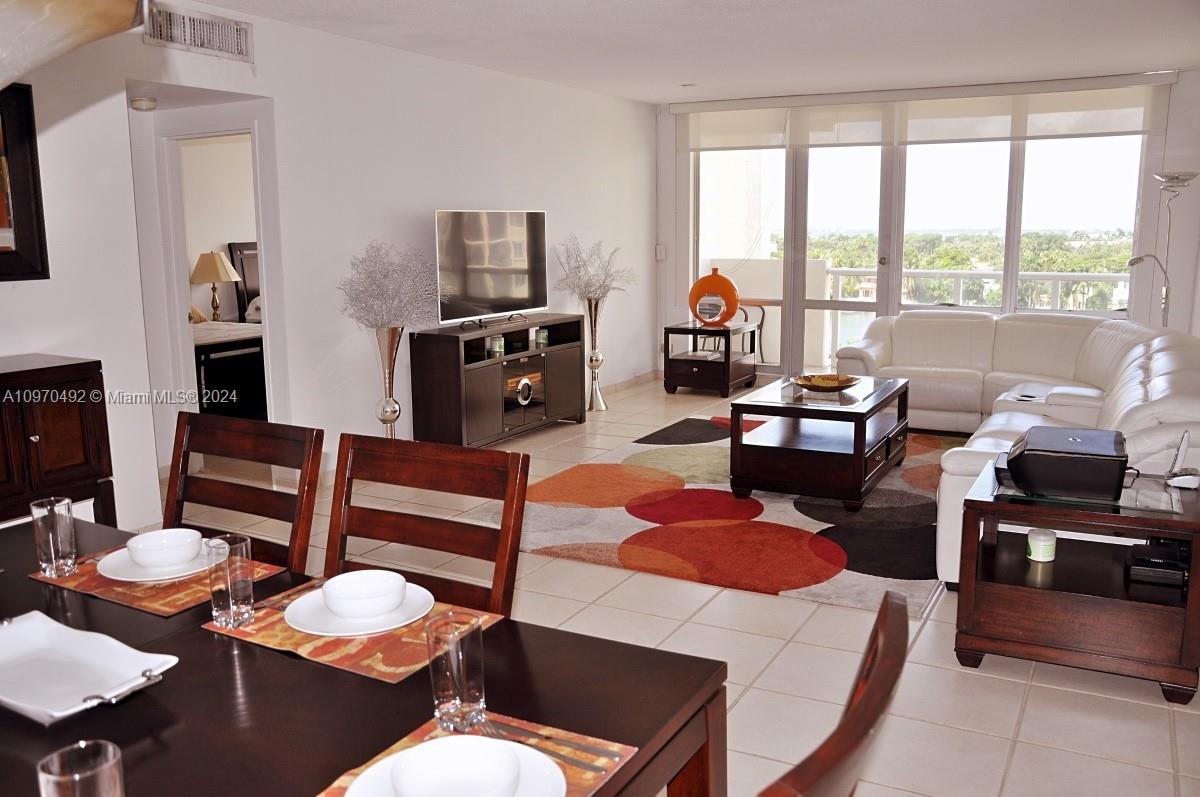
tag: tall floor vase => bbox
[375,326,402,439]
[586,298,607,412]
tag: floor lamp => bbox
[1128,171,1196,328]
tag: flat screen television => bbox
[435,210,548,324]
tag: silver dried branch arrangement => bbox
[554,234,635,303]
[338,240,439,329]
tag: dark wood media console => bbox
[409,314,586,447]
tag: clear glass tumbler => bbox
[37,739,124,797]
[31,497,77,578]
[425,611,486,732]
[205,534,254,628]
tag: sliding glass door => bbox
[696,148,786,367]
[797,145,887,372]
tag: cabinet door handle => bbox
[873,452,884,463]
[692,367,699,373]
[29,435,40,444]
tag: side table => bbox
[664,320,757,397]
[956,468,1199,704]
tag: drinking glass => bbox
[31,497,77,577]
[425,611,486,732]
[205,534,254,628]
[37,739,124,797]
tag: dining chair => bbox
[323,434,530,616]
[162,411,323,574]
[758,591,909,797]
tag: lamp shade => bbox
[190,251,241,284]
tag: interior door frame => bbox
[128,95,291,468]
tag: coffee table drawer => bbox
[865,438,889,481]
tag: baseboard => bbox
[605,370,662,394]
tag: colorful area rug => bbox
[464,418,962,616]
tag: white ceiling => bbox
[198,0,1200,104]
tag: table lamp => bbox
[190,251,240,322]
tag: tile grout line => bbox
[995,667,1036,797]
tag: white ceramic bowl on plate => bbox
[391,736,520,797]
[125,528,202,570]
[322,570,407,620]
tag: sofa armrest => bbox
[836,317,894,375]
[1124,423,1200,472]
[940,444,1006,477]
[1045,386,1104,408]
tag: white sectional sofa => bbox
[837,311,1200,583]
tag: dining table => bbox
[0,519,729,796]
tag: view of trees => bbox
[771,230,1132,310]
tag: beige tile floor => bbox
[180,378,1200,797]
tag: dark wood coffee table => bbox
[957,468,1200,704]
[729,377,908,510]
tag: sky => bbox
[699,135,1143,260]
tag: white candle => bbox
[1026,529,1057,562]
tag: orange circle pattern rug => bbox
[466,417,963,615]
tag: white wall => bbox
[0,2,658,529]
[179,133,255,318]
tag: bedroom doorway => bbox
[127,82,290,472]
[178,133,268,421]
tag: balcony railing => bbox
[822,266,1129,311]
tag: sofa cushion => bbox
[891,311,995,371]
[1074,320,1158,388]
[992,313,1102,381]
[972,410,1075,443]
[876,365,983,413]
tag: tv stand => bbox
[410,313,586,447]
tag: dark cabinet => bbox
[410,314,585,447]
[0,355,115,524]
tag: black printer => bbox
[995,426,1129,502]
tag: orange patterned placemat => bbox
[30,546,285,617]
[202,580,503,684]
[318,714,637,796]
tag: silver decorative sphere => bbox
[587,350,605,371]
[375,397,401,425]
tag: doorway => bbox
[126,82,290,473]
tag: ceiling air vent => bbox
[143,3,253,62]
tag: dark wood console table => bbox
[957,468,1199,703]
[664,320,757,397]
[410,314,585,448]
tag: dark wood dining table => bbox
[0,520,728,796]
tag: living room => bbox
[1,1,1199,795]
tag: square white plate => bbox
[0,611,178,725]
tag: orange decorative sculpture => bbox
[688,267,740,326]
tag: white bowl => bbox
[322,570,407,620]
[391,736,520,797]
[126,528,202,570]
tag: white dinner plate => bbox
[96,548,208,583]
[0,611,178,725]
[283,583,435,637]
[345,737,567,797]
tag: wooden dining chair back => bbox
[758,591,909,797]
[324,434,530,616]
[162,412,323,574]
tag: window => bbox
[805,146,881,302]
[1018,136,1141,312]
[696,148,786,364]
[901,141,1009,307]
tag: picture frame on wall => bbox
[0,83,50,281]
